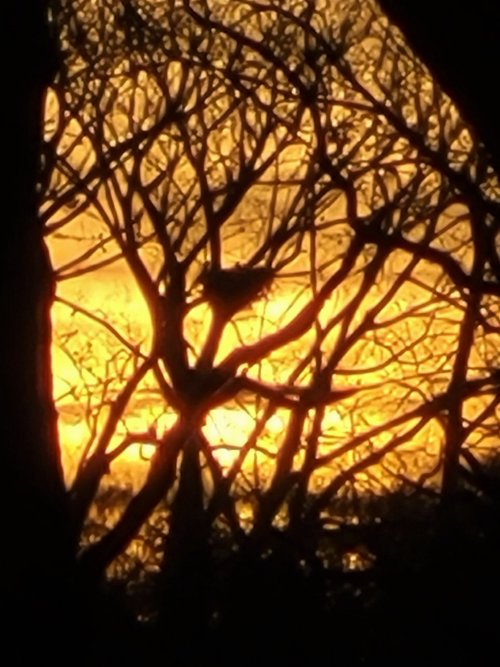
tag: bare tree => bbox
[42,0,499,630]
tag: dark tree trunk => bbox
[379,1,500,173]
[3,1,81,656]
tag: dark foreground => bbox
[17,478,500,667]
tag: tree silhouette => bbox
[42,0,499,640]
[4,1,81,651]
[379,0,500,173]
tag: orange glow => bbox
[50,257,495,493]
[44,0,499,539]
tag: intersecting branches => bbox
[44,0,499,576]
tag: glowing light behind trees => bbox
[42,0,499,573]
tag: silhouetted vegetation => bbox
[379,0,500,173]
[10,1,499,663]
[93,462,500,665]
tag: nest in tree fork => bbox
[200,265,274,316]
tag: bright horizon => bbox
[43,0,499,516]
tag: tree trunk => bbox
[3,1,80,656]
[378,1,500,173]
